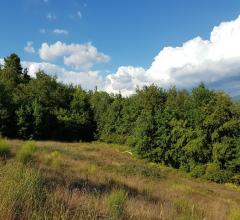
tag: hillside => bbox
[1,140,240,220]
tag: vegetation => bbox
[44,150,61,169]
[0,163,44,219]
[0,140,239,219]
[0,139,11,158]
[0,53,240,184]
[16,141,37,164]
[107,189,128,218]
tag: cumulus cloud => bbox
[147,16,240,86]
[21,61,104,90]
[105,15,240,95]
[4,16,240,97]
[24,41,35,54]
[39,41,110,70]
[53,29,69,35]
[104,66,148,96]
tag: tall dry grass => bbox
[0,162,45,219]
[0,140,239,219]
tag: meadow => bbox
[0,139,240,220]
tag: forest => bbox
[0,53,240,184]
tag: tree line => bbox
[0,53,240,183]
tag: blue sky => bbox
[1,0,240,96]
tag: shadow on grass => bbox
[68,178,161,204]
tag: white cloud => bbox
[39,41,110,70]
[53,29,69,35]
[146,15,240,87]
[104,66,148,96]
[105,15,240,95]
[21,61,104,90]
[24,41,35,54]
[4,16,240,97]
[46,13,56,20]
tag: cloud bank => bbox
[106,15,240,95]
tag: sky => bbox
[1,0,240,96]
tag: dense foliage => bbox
[0,54,240,183]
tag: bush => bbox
[100,134,127,144]
[107,189,128,218]
[0,139,10,158]
[231,174,240,185]
[17,141,37,164]
[190,164,206,178]
[204,163,232,183]
[0,162,45,219]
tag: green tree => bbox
[56,87,95,141]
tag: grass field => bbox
[0,140,240,220]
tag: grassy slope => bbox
[1,140,240,220]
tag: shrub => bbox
[231,174,240,185]
[0,139,10,158]
[101,134,127,144]
[107,189,128,218]
[0,162,45,219]
[204,163,232,183]
[16,141,37,164]
[190,164,206,178]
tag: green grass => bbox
[44,150,61,169]
[16,141,37,164]
[230,209,240,220]
[0,162,45,219]
[107,189,128,219]
[174,199,204,220]
[0,139,10,158]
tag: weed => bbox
[230,209,240,220]
[51,151,61,169]
[107,189,128,219]
[16,141,37,164]
[173,199,204,220]
[44,150,61,169]
[225,183,240,192]
[87,164,97,175]
[0,139,10,158]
